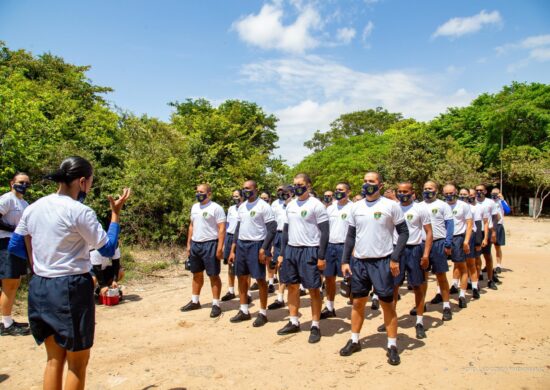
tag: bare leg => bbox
[209,275,221,300]
[257,279,268,309]
[380,300,398,339]
[43,336,66,390]
[350,296,368,333]
[191,272,204,296]
[325,276,336,302]
[309,288,321,321]
[287,284,300,317]
[413,286,425,315]
[0,278,20,318]
[65,348,91,390]
[436,273,450,302]
[237,276,249,304]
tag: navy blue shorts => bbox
[466,234,476,259]
[189,240,220,276]
[351,256,394,299]
[394,245,425,287]
[0,238,27,279]
[324,243,344,277]
[474,221,483,246]
[235,240,266,280]
[495,224,505,246]
[223,233,234,260]
[280,246,321,289]
[425,239,449,274]
[272,231,282,259]
[481,230,492,255]
[451,235,466,262]
[28,273,95,352]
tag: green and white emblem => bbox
[341,213,347,220]
[406,214,413,221]
[452,210,458,215]
[202,212,208,218]
[431,208,438,215]
[301,210,308,218]
[250,211,256,217]
[374,211,382,220]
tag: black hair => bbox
[336,181,351,191]
[12,172,29,181]
[294,173,312,185]
[233,189,243,197]
[46,156,93,184]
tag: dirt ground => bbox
[2,217,550,389]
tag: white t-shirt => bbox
[449,200,473,236]
[190,201,226,242]
[0,191,29,239]
[327,201,353,244]
[477,198,498,229]
[271,199,287,231]
[226,204,239,235]
[15,194,108,278]
[237,198,275,241]
[90,247,121,268]
[394,202,431,246]
[421,199,453,240]
[494,200,504,225]
[349,197,405,258]
[286,196,328,247]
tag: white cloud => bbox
[529,47,550,61]
[241,56,473,164]
[336,27,356,44]
[433,10,502,39]
[496,34,550,54]
[232,2,322,53]
[496,34,550,72]
[362,21,374,42]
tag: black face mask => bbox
[334,191,346,200]
[491,193,499,200]
[242,189,255,200]
[362,183,379,196]
[77,191,87,203]
[458,196,469,202]
[13,183,30,195]
[294,185,307,196]
[231,197,240,205]
[196,193,207,203]
[323,195,333,203]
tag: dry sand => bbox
[2,217,550,389]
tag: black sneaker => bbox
[479,273,484,281]
[371,298,380,311]
[0,322,31,336]
[277,321,300,335]
[210,305,222,318]
[247,295,252,305]
[415,323,426,339]
[273,277,279,284]
[377,323,386,332]
[430,293,443,304]
[449,285,459,295]
[268,284,275,294]
[467,282,472,291]
[407,284,413,290]
[180,301,201,312]
[492,275,502,285]
[230,310,251,323]
[300,289,307,297]
[340,339,361,356]
[409,304,427,316]
[320,307,336,319]
[387,346,401,365]
[308,326,321,343]
[482,266,487,273]
[495,267,502,274]
[487,280,498,290]
[458,297,467,309]
[472,288,480,299]
[250,282,259,291]
[442,307,452,321]
[221,291,236,302]
[268,299,285,310]
[253,313,268,327]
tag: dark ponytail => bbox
[46,156,93,184]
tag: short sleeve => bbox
[421,208,431,226]
[0,195,10,215]
[348,204,357,228]
[464,203,473,220]
[314,202,329,224]
[491,202,499,216]
[14,209,29,235]
[443,203,454,221]
[391,202,405,225]
[75,208,109,249]
[263,203,276,223]
[214,204,226,224]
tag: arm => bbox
[317,221,329,260]
[97,188,131,257]
[341,226,356,276]
[391,221,409,262]
[482,217,489,247]
[0,214,15,232]
[187,221,193,252]
[261,221,277,251]
[278,223,289,265]
[422,223,433,269]
[464,218,473,254]
[501,200,511,215]
[444,219,454,247]
[216,222,225,260]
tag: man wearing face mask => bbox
[475,184,499,289]
[0,172,31,336]
[181,184,226,318]
[221,190,243,302]
[268,185,292,309]
[228,180,277,327]
[320,182,353,319]
[461,188,483,299]
[277,173,329,343]
[443,184,473,309]
[339,172,408,365]
[469,188,489,292]
[490,188,508,275]
[323,191,334,207]
[421,181,454,321]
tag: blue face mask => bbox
[196,193,207,203]
[490,193,499,200]
[334,191,346,200]
[476,190,484,200]
[77,191,87,203]
[13,183,30,195]
[242,189,254,200]
[444,194,456,202]
[323,195,333,203]
[397,193,411,204]
[469,197,476,204]
[458,196,469,202]
[362,183,379,196]
[423,190,436,200]
[231,197,240,205]
[294,185,307,196]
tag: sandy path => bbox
[2,217,550,389]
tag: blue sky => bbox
[1,0,549,164]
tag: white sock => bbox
[443,301,451,309]
[452,279,459,287]
[472,281,478,289]
[240,304,249,314]
[191,295,199,304]
[416,315,423,325]
[277,293,284,302]
[496,265,501,270]
[269,278,274,285]
[326,300,334,311]
[289,316,299,326]
[351,332,360,343]
[300,284,306,291]
[259,308,267,316]
[468,277,471,283]
[212,299,220,307]
[311,320,320,328]
[436,286,441,294]
[372,293,379,300]
[387,337,397,348]
[228,287,235,294]
[247,292,252,298]
[2,315,13,328]
[459,290,466,298]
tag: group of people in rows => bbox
[0,156,509,389]
[180,172,508,366]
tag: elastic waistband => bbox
[432,238,444,242]
[192,239,218,244]
[33,272,91,281]
[453,233,465,238]
[288,245,319,249]
[328,242,345,246]
[277,230,283,233]
[226,233,234,236]
[238,239,263,244]
[354,255,390,262]
[406,244,421,249]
